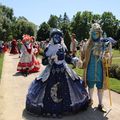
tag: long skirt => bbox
[26,63,88,116]
[10,46,18,54]
[17,53,40,73]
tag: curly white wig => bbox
[89,23,103,39]
[90,23,103,33]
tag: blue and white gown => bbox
[26,43,88,116]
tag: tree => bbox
[58,13,71,50]
[71,11,93,42]
[101,12,119,38]
[63,12,70,24]
[93,14,101,23]
[58,14,63,29]
[0,4,14,20]
[36,22,50,41]
[15,17,36,40]
[47,15,58,28]
[70,11,81,41]
[63,30,71,52]
[0,4,14,41]
[0,4,37,41]
[115,27,120,49]
[80,11,93,40]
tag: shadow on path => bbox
[13,72,23,76]
[22,107,108,120]
[13,71,40,77]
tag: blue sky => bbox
[0,0,120,25]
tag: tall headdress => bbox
[90,23,103,33]
[22,34,34,43]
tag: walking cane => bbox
[104,58,112,106]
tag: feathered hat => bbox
[22,34,34,43]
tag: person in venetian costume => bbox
[26,28,89,118]
[10,39,19,54]
[17,39,23,58]
[83,23,113,112]
[70,33,79,68]
[70,33,78,57]
[17,34,40,76]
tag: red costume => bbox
[10,39,18,54]
[17,34,40,75]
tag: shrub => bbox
[109,64,120,80]
[116,66,120,80]
[109,64,119,78]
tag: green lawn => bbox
[112,58,120,65]
[112,49,120,57]
[74,68,83,76]
[109,78,120,93]
[0,54,4,79]
[73,66,120,93]
[112,49,120,65]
